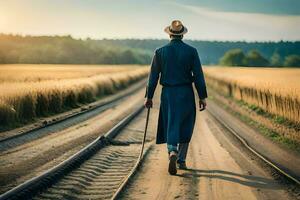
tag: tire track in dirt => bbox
[33,145,141,200]
[0,87,153,194]
[31,101,159,200]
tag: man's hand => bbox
[144,98,153,108]
[199,99,207,111]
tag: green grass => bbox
[237,110,300,152]
[236,99,299,132]
[208,87,300,153]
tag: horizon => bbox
[1,33,299,43]
[1,0,300,42]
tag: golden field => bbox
[0,65,148,129]
[204,67,300,125]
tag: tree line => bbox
[0,34,152,64]
[219,49,300,67]
[0,34,299,66]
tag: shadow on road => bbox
[176,168,280,189]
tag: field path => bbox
[121,110,292,199]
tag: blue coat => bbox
[145,39,207,145]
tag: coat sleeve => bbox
[191,49,208,99]
[145,49,161,99]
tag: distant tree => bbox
[245,50,269,67]
[270,51,282,67]
[1,34,300,65]
[284,55,300,67]
[119,49,137,64]
[219,49,246,66]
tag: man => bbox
[144,20,207,175]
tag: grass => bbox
[0,64,148,131]
[204,66,300,126]
[236,98,299,132]
[238,108,300,153]
[208,86,300,153]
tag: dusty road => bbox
[121,100,294,199]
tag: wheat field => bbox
[0,65,148,129]
[204,67,300,125]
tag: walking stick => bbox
[139,107,151,160]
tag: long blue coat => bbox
[145,39,207,145]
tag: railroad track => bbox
[207,109,300,186]
[0,79,146,152]
[0,105,154,200]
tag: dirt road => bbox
[121,107,293,199]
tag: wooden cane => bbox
[139,107,151,160]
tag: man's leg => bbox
[167,144,178,175]
[178,143,189,169]
[167,144,178,153]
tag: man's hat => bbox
[164,20,188,35]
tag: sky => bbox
[0,0,300,41]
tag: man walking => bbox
[144,20,208,175]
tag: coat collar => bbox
[170,38,183,44]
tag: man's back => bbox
[148,39,207,100]
[156,39,197,87]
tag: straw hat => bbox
[164,20,188,35]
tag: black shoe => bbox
[168,151,178,175]
[177,161,187,170]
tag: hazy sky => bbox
[0,0,300,41]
